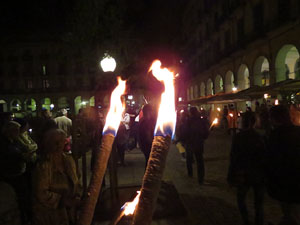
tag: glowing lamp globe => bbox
[100,55,116,72]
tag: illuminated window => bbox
[42,65,47,75]
[27,80,33,89]
[43,79,50,89]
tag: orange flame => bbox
[123,191,141,216]
[103,77,126,136]
[229,113,234,118]
[149,60,176,137]
[212,118,218,125]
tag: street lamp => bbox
[100,54,117,72]
[99,53,119,202]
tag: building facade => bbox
[182,0,300,109]
[0,39,114,117]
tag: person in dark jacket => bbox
[36,109,57,151]
[185,107,209,184]
[267,105,300,225]
[116,122,129,166]
[138,104,156,168]
[0,121,29,224]
[228,111,266,225]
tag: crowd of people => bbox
[0,103,159,225]
[0,102,299,225]
[0,107,103,225]
[175,104,300,225]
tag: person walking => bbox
[266,105,300,225]
[138,104,156,168]
[227,111,266,225]
[185,107,209,184]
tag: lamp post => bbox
[100,53,119,205]
[100,53,117,72]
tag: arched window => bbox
[225,71,235,92]
[275,45,300,81]
[237,64,250,90]
[206,79,214,95]
[200,82,206,96]
[215,75,224,93]
[253,56,270,86]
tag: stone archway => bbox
[275,45,300,82]
[206,79,214,95]
[194,85,199,98]
[103,95,110,107]
[74,96,82,114]
[200,82,206,96]
[10,99,22,112]
[237,64,250,90]
[0,99,8,112]
[24,98,37,117]
[253,56,270,86]
[215,75,224,93]
[225,71,235,93]
[89,96,95,107]
[58,97,70,110]
[41,98,52,111]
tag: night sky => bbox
[0,0,187,46]
[0,0,188,92]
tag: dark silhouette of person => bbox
[266,105,300,225]
[36,109,57,151]
[138,104,156,168]
[0,121,29,224]
[228,111,266,225]
[116,122,129,166]
[185,107,209,184]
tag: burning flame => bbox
[103,77,126,136]
[229,113,234,118]
[149,60,176,137]
[122,191,141,216]
[210,118,218,130]
[217,107,221,112]
[212,118,218,125]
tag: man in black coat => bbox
[185,107,209,184]
[267,105,300,225]
[138,104,156,168]
[228,111,266,225]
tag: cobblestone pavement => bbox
[90,129,282,225]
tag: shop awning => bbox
[188,79,300,105]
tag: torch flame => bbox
[209,118,218,130]
[103,77,126,136]
[212,118,218,125]
[123,191,141,216]
[149,60,176,137]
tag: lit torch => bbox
[110,191,141,225]
[210,118,218,130]
[78,77,126,225]
[132,60,176,225]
